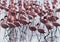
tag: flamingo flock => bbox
[0,0,60,42]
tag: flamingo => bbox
[44,24,53,42]
[31,12,37,18]
[8,23,16,28]
[14,21,21,27]
[19,15,26,20]
[8,0,17,21]
[47,16,59,22]
[56,8,60,12]
[29,26,36,31]
[0,17,9,29]
[19,5,24,14]
[2,0,7,7]
[18,0,22,6]
[44,0,50,10]
[23,1,27,10]
[28,15,33,19]
[26,10,32,15]
[52,22,60,37]
[29,25,36,42]
[52,22,60,27]
[46,24,53,30]
[52,0,58,9]
[7,18,12,22]
[40,18,48,24]
[23,1,31,10]
[38,12,45,17]
[34,5,39,13]
[38,29,45,34]
[1,23,9,29]
[19,19,29,25]
[0,4,4,9]
[0,18,9,29]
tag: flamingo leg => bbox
[44,30,50,42]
